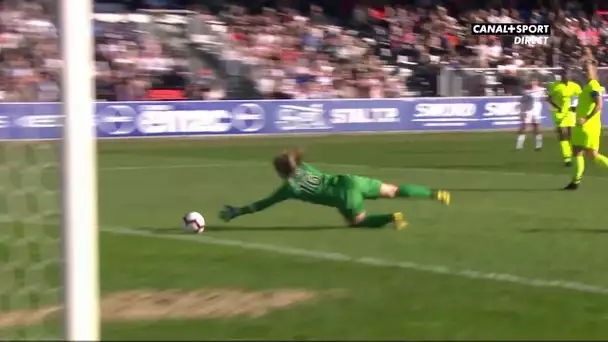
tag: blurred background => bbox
[0,0,606,101]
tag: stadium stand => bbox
[0,1,60,101]
[0,0,606,101]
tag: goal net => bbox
[0,0,99,340]
[0,140,62,340]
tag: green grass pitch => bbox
[3,131,608,340]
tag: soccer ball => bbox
[183,212,205,233]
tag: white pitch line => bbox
[102,226,608,296]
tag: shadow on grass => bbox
[521,228,608,234]
[133,225,349,234]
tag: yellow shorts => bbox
[572,124,601,151]
[552,112,575,128]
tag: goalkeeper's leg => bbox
[338,177,406,230]
[386,184,450,205]
[343,210,407,230]
[346,175,450,205]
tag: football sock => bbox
[560,140,572,162]
[593,154,608,169]
[572,155,585,184]
[353,214,394,228]
[397,185,433,198]
[535,134,543,149]
[516,134,525,149]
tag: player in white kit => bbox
[516,77,544,151]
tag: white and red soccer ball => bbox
[183,212,205,233]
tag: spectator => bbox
[1,0,607,101]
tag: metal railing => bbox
[439,67,608,97]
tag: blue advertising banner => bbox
[0,97,601,140]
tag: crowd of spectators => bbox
[0,0,607,101]
[220,5,409,99]
[94,14,192,101]
[0,1,204,102]
[367,5,608,69]
[0,2,60,102]
[220,3,608,98]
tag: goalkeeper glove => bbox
[219,205,240,222]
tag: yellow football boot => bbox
[393,212,408,230]
[436,190,451,206]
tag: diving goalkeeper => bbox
[219,149,451,229]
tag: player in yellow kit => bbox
[564,56,607,190]
[219,149,450,229]
[546,68,582,166]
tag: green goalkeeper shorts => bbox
[335,175,383,220]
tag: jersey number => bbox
[299,173,321,194]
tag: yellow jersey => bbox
[547,81,582,114]
[576,79,604,126]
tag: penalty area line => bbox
[102,225,608,296]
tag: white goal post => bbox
[60,0,100,339]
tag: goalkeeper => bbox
[219,149,450,229]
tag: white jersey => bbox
[520,86,544,110]
[520,86,544,124]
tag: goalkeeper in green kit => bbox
[219,149,451,230]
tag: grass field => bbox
[3,131,608,340]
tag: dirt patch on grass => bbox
[0,306,61,328]
[0,288,336,327]
[101,288,319,322]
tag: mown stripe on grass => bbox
[102,225,608,296]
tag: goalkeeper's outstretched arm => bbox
[220,186,290,221]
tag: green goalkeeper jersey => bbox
[243,163,342,213]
